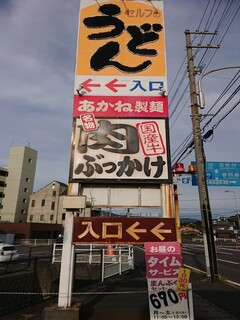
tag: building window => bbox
[62,213,66,221]
[21,209,25,214]
[23,198,27,203]
[31,200,35,207]
[52,190,56,196]
[0,192,4,198]
[0,181,6,187]
[24,188,28,192]
[28,158,32,163]
[26,178,30,182]
[0,170,8,177]
[50,215,54,221]
[51,202,55,210]
[29,215,33,222]
[41,199,45,207]
[40,215,44,221]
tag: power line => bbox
[169,0,239,124]
[169,1,240,164]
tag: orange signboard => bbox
[77,0,166,77]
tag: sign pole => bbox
[173,184,181,244]
[58,194,86,308]
[58,211,74,307]
[161,184,174,218]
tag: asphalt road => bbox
[1,241,240,319]
[182,240,240,285]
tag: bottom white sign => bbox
[147,278,190,320]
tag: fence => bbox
[16,239,56,245]
[101,245,134,281]
[192,237,238,243]
[52,243,134,281]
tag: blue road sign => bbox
[173,175,191,185]
[192,161,240,187]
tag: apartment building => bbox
[27,181,68,224]
[0,167,8,213]
[0,146,37,222]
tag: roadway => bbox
[182,240,240,285]
[2,241,240,285]
[1,241,240,319]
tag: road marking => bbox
[183,264,206,274]
[184,244,239,256]
[217,247,240,253]
[183,247,204,252]
[227,280,240,287]
[182,244,203,248]
[216,251,233,255]
[182,250,195,255]
[217,258,239,265]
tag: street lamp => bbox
[197,66,240,109]
[225,190,240,229]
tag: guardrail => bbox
[192,237,238,243]
[16,239,56,246]
[52,243,101,264]
[101,245,134,281]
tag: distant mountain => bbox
[180,217,201,224]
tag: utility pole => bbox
[185,30,219,282]
[173,184,181,244]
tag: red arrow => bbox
[81,79,101,92]
[105,79,127,93]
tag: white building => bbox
[0,146,37,222]
[27,181,68,224]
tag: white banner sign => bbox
[147,278,190,320]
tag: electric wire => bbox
[170,0,240,165]
[200,1,240,71]
[202,71,240,121]
[196,0,211,31]
[169,83,188,120]
[170,0,239,109]
[171,77,240,166]
[211,99,240,130]
[170,97,189,128]
[202,85,240,130]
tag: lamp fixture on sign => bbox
[174,163,185,173]
[188,165,196,173]
[76,85,85,96]
[159,86,167,97]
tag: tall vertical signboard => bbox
[70,0,171,184]
[145,242,190,319]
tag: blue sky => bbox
[0,0,239,218]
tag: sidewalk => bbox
[1,268,240,319]
[190,271,240,320]
[78,269,240,320]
